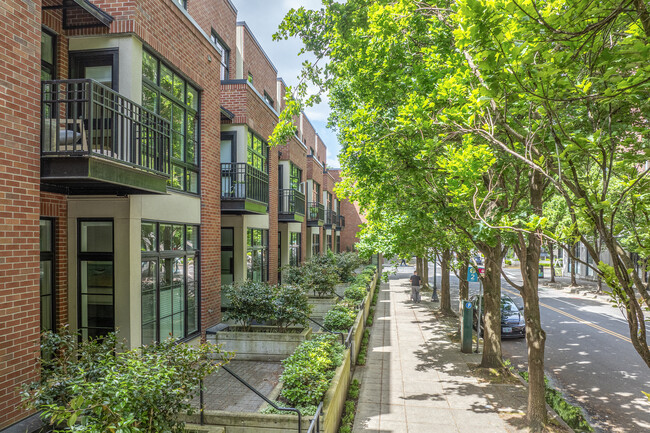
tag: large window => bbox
[210,30,230,80]
[313,182,321,204]
[312,233,320,257]
[78,220,114,340]
[41,29,56,80]
[327,234,333,252]
[247,228,269,282]
[40,219,55,332]
[290,232,301,266]
[141,222,199,344]
[247,131,268,173]
[142,50,199,193]
[290,163,302,191]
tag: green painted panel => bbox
[87,158,169,194]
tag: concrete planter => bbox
[308,295,338,319]
[211,326,312,362]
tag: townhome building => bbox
[0,1,347,430]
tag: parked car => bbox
[470,294,526,339]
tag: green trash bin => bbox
[461,300,474,353]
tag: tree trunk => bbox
[569,244,577,286]
[459,252,470,303]
[477,241,504,368]
[416,256,422,277]
[423,257,429,289]
[514,170,547,431]
[549,244,556,283]
[440,249,453,314]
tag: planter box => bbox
[210,326,312,362]
[308,295,338,319]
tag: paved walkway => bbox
[353,268,530,433]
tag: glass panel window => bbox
[142,50,199,193]
[40,219,55,332]
[80,221,113,253]
[247,131,268,174]
[289,232,301,267]
[290,164,302,191]
[41,29,55,80]
[210,31,230,80]
[141,221,200,343]
[312,233,320,257]
[247,228,269,282]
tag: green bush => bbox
[273,284,312,332]
[344,284,367,305]
[22,328,230,433]
[224,280,275,330]
[349,379,360,400]
[282,256,340,297]
[334,252,363,282]
[324,304,357,332]
[357,329,371,366]
[366,309,374,327]
[519,372,593,432]
[505,259,512,266]
[338,380,361,433]
[280,335,344,407]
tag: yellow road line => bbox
[502,288,632,344]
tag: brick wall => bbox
[329,170,365,252]
[0,0,42,428]
[316,134,327,168]
[239,23,277,106]
[188,0,237,78]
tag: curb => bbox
[513,371,575,432]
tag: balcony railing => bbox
[307,202,324,222]
[221,162,269,205]
[279,189,306,215]
[41,79,171,176]
[324,209,337,227]
[338,215,346,228]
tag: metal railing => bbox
[324,210,337,226]
[41,79,171,176]
[307,202,324,222]
[279,189,306,215]
[338,215,346,228]
[200,364,303,431]
[307,402,324,433]
[221,162,269,204]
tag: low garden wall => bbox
[210,326,312,362]
[308,296,339,319]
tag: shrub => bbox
[324,304,357,332]
[282,256,340,297]
[280,335,344,407]
[334,252,363,282]
[505,259,512,266]
[344,284,367,305]
[273,284,312,332]
[223,280,275,330]
[22,329,230,433]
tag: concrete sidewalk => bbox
[352,267,531,433]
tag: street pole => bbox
[475,278,482,353]
[432,252,439,302]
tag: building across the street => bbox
[0,0,350,430]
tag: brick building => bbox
[330,169,365,252]
[0,0,348,430]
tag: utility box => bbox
[461,300,474,353]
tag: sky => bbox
[229,0,341,169]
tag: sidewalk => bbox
[352,267,531,433]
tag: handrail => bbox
[306,402,324,433]
[279,188,306,215]
[221,162,269,204]
[303,314,346,347]
[200,363,303,432]
[41,79,171,176]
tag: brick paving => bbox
[192,360,283,412]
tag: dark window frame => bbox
[289,232,301,267]
[246,228,269,282]
[210,29,230,80]
[290,163,302,192]
[141,220,201,344]
[69,49,119,91]
[312,233,320,257]
[77,218,115,341]
[41,27,57,80]
[142,49,201,194]
[247,130,269,174]
[40,218,56,332]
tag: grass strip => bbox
[338,379,360,433]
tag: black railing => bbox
[324,210,337,226]
[307,402,324,433]
[279,189,306,215]
[221,162,269,204]
[41,79,171,176]
[338,215,346,227]
[307,202,324,222]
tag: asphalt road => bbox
[399,263,650,433]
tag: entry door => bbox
[70,51,118,90]
[221,228,235,286]
[221,132,238,196]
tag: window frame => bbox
[290,163,302,192]
[142,49,201,194]
[246,228,269,282]
[247,130,269,174]
[40,218,56,332]
[289,232,302,267]
[41,27,57,80]
[141,220,201,344]
[210,30,230,80]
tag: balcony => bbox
[307,202,324,227]
[278,189,305,222]
[40,79,171,195]
[324,209,337,229]
[337,215,345,230]
[221,163,269,214]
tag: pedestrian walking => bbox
[410,270,421,303]
[400,257,407,266]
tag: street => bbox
[408,263,650,433]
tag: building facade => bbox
[0,0,347,430]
